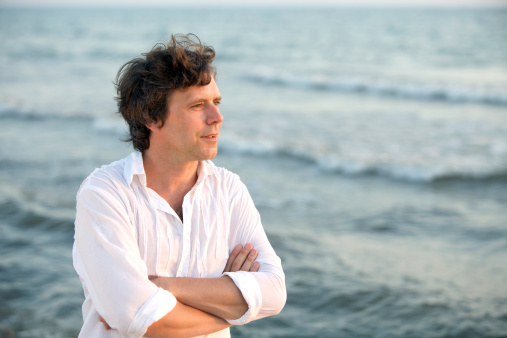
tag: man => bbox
[72,34,286,337]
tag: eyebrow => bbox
[188,96,222,104]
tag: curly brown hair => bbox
[115,34,216,152]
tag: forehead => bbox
[168,77,220,105]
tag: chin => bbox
[206,152,218,160]
[200,149,218,161]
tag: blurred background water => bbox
[0,5,507,338]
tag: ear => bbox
[145,120,162,132]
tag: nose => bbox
[206,103,224,125]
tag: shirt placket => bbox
[145,187,180,276]
[176,190,194,277]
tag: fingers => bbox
[98,316,111,331]
[230,243,253,272]
[223,243,260,273]
[240,247,258,271]
[250,261,260,272]
[224,244,243,272]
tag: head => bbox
[115,34,216,152]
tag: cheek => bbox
[168,115,203,141]
[187,119,205,135]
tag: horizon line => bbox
[2,4,507,9]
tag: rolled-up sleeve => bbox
[223,178,287,325]
[73,177,177,336]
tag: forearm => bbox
[151,276,248,320]
[145,301,231,338]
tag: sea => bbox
[0,6,506,338]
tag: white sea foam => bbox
[219,139,507,183]
[244,69,507,105]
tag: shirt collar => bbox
[123,151,219,188]
[123,151,145,187]
[194,159,220,189]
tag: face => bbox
[147,77,223,164]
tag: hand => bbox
[99,315,111,331]
[223,243,259,273]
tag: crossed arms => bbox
[100,244,261,337]
[73,172,286,337]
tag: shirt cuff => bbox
[127,287,177,337]
[222,271,262,325]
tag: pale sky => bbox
[1,0,506,7]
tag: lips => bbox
[201,133,219,140]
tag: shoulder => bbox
[75,155,140,233]
[77,155,131,198]
[211,163,239,183]
[206,161,252,203]
[207,161,245,191]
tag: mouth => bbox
[201,133,219,141]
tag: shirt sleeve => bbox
[73,174,177,336]
[222,178,287,325]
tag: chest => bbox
[129,186,232,279]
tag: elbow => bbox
[271,285,287,316]
[267,271,287,316]
[224,303,249,321]
[259,276,287,318]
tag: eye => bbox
[214,100,221,106]
[191,102,204,109]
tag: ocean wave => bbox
[4,46,136,62]
[92,117,127,135]
[0,198,74,232]
[0,104,125,133]
[218,142,507,183]
[244,70,507,106]
[0,103,94,121]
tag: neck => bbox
[142,147,199,198]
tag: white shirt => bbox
[73,151,286,338]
